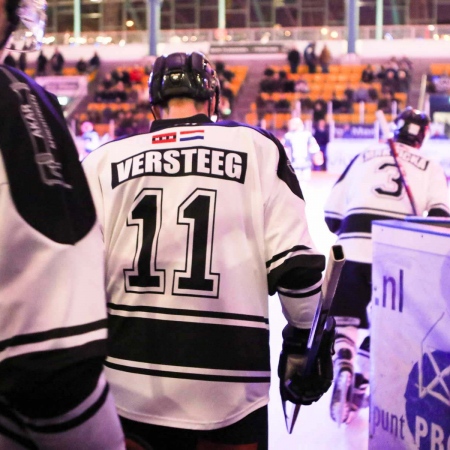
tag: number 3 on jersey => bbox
[124,188,220,298]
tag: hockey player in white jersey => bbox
[283,117,323,181]
[0,1,125,448]
[324,107,450,425]
[83,51,335,449]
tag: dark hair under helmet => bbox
[148,52,220,116]
[393,107,430,148]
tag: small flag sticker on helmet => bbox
[179,130,205,141]
[152,132,177,144]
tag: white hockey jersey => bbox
[0,66,124,449]
[324,142,450,264]
[283,129,320,170]
[82,114,325,430]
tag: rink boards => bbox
[370,220,450,450]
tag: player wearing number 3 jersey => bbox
[324,107,450,425]
[83,52,333,449]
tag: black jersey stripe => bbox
[279,285,322,298]
[24,384,110,433]
[105,361,271,383]
[107,315,270,372]
[0,319,107,353]
[339,212,406,235]
[334,154,359,185]
[266,245,311,268]
[0,402,38,449]
[107,303,269,324]
[0,423,38,449]
[267,253,325,296]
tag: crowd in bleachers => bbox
[246,54,413,131]
[72,60,248,157]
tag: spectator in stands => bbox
[76,58,88,75]
[215,60,235,83]
[313,119,330,171]
[133,110,151,134]
[275,98,291,113]
[277,70,295,93]
[102,72,115,90]
[295,77,310,94]
[331,92,347,114]
[318,44,332,74]
[259,67,278,93]
[89,51,101,72]
[287,47,301,74]
[313,98,327,123]
[343,84,355,111]
[50,47,65,75]
[255,94,269,122]
[377,91,399,114]
[111,81,128,103]
[368,85,379,103]
[112,68,131,88]
[381,68,397,95]
[361,64,375,84]
[94,85,107,102]
[396,68,410,93]
[36,50,47,76]
[304,42,318,74]
[3,51,16,68]
[399,56,413,72]
[220,79,235,111]
[129,64,144,85]
[101,105,115,124]
[354,82,370,103]
[219,95,232,118]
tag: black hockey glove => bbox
[278,319,335,405]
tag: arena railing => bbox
[42,24,450,46]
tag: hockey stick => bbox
[375,109,418,216]
[283,244,346,434]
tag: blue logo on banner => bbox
[404,349,450,449]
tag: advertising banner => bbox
[370,220,450,450]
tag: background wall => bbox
[14,38,450,64]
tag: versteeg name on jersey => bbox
[111,146,247,188]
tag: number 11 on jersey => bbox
[124,188,220,298]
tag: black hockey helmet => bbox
[148,51,220,116]
[393,107,430,148]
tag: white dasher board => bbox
[370,219,450,450]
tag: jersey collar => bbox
[150,114,213,133]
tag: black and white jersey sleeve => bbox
[0,66,124,449]
[82,115,325,430]
[324,142,450,263]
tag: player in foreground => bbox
[83,51,335,449]
[324,107,450,425]
[0,0,125,448]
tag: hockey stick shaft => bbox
[376,109,418,215]
[284,245,345,434]
[305,244,345,373]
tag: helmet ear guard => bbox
[393,106,430,148]
[149,51,221,118]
